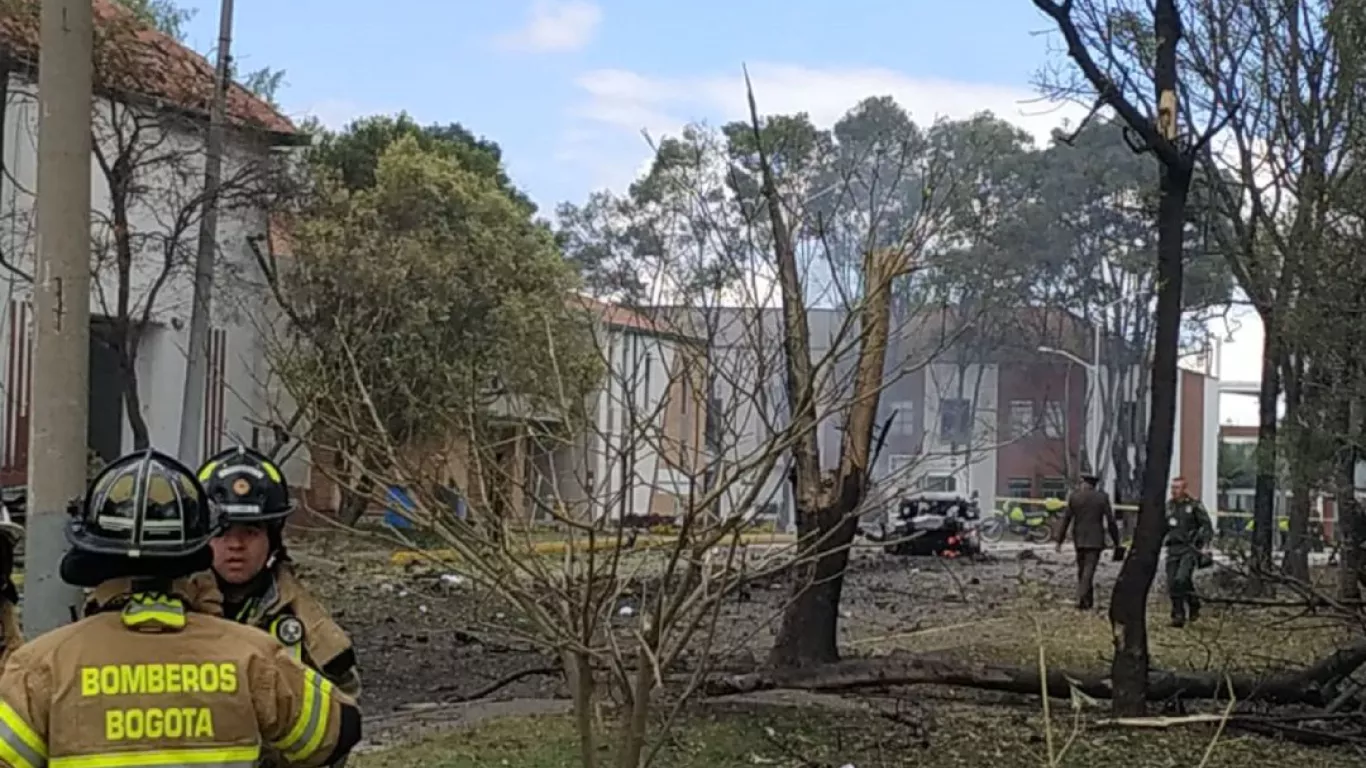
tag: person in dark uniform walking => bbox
[1164,476,1213,628]
[1055,473,1121,610]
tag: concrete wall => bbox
[586,326,685,520]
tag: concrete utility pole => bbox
[177,0,234,466]
[25,0,94,635]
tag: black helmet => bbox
[198,446,293,525]
[66,449,219,558]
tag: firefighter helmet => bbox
[66,449,219,558]
[198,446,293,525]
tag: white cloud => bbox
[560,62,1093,194]
[495,1,602,54]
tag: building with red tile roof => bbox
[0,0,296,139]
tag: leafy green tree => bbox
[1218,442,1257,492]
[309,114,536,213]
[994,119,1233,497]
[266,135,598,524]
[557,122,787,304]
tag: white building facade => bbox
[0,61,298,482]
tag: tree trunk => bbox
[744,77,895,671]
[120,352,150,450]
[1335,434,1363,601]
[1336,374,1365,599]
[1251,327,1282,588]
[770,507,859,667]
[563,649,600,768]
[338,474,372,526]
[1281,356,1311,582]
[1107,136,1191,715]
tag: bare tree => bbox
[1032,0,1234,715]
[1170,0,1363,587]
[257,124,936,767]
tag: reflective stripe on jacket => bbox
[0,588,359,768]
[229,565,361,700]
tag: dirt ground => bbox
[289,529,1360,765]
[292,534,1247,717]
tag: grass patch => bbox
[353,703,1361,768]
[858,601,1352,675]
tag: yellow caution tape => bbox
[388,531,796,566]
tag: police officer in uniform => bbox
[199,446,361,700]
[0,449,362,768]
[1163,476,1214,628]
[0,502,22,668]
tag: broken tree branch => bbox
[706,643,1366,707]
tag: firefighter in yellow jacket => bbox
[0,449,362,768]
[199,446,361,699]
[0,501,22,667]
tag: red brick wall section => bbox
[1220,424,1258,441]
[1179,371,1205,496]
[994,362,1086,495]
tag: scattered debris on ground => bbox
[292,531,1362,761]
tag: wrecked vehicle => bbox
[866,490,983,557]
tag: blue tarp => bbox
[384,485,415,529]
[384,484,470,527]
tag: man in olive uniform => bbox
[1056,474,1121,610]
[1164,476,1214,628]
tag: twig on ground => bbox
[440,665,564,702]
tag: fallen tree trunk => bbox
[706,644,1366,707]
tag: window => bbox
[886,454,915,480]
[1008,400,1035,438]
[1042,400,1065,439]
[888,401,916,436]
[939,398,972,443]
[1119,400,1140,443]
[1039,476,1068,500]
[922,475,958,492]
[1006,477,1033,499]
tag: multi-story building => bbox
[656,305,1221,529]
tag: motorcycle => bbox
[976,502,1057,544]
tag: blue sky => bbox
[173,0,1075,211]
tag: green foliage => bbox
[278,136,601,447]
[237,65,285,106]
[309,113,536,215]
[114,0,194,40]
[1009,120,1233,314]
[1218,442,1257,490]
[114,0,289,109]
